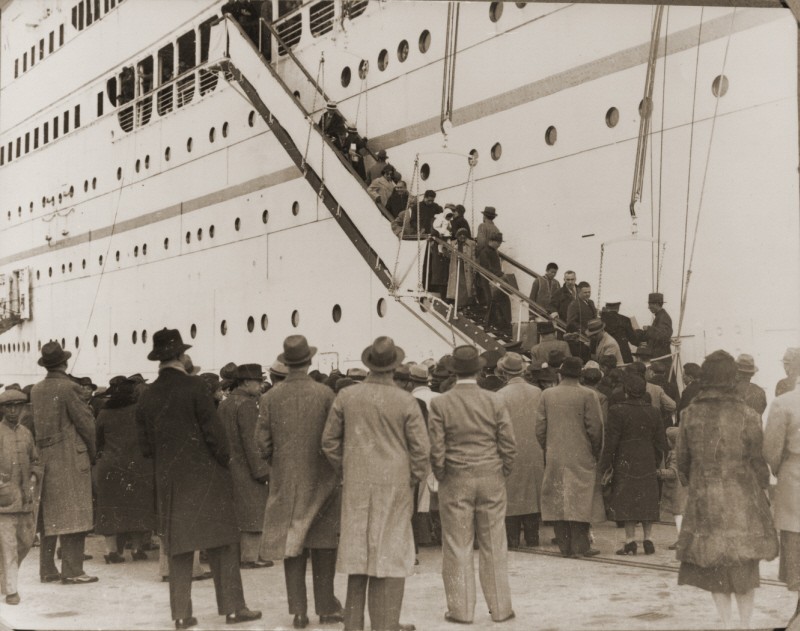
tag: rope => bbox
[440,2,459,134]
[597,243,605,308]
[656,7,670,292]
[301,55,324,171]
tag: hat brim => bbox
[737,366,758,374]
[445,356,487,375]
[278,346,318,367]
[147,343,191,362]
[361,345,406,373]
[37,350,72,368]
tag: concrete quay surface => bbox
[0,522,795,631]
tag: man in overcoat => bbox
[217,363,271,568]
[601,301,636,363]
[136,328,261,629]
[634,292,673,367]
[566,282,597,361]
[529,263,560,314]
[428,345,516,624]
[256,336,343,630]
[734,354,768,417]
[322,336,429,631]
[31,341,98,585]
[536,356,604,558]
[496,352,543,549]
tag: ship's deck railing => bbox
[116,64,220,133]
[271,0,369,57]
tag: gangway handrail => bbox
[498,251,544,282]
[430,235,590,345]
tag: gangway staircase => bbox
[208,16,585,355]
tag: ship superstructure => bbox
[0,0,797,388]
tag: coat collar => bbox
[284,371,311,383]
[505,376,526,386]
[44,370,71,381]
[694,386,739,402]
[231,386,258,399]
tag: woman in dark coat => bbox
[95,378,156,563]
[600,373,665,555]
[676,350,778,629]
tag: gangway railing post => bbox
[516,302,523,342]
[454,254,460,319]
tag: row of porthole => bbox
[340,30,431,87]
[0,300,390,355]
[7,183,82,221]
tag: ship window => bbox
[69,185,74,197]
[34,129,39,149]
[190,324,197,338]
[142,329,148,343]
[0,147,4,165]
[84,180,89,192]
[93,335,98,347]
[31,46,35,67]
[209,127,216,143]
[220,320,227,335]
[248,111,255,127]
[293,90,300,100]
[177,31,196,106]
[397,40,409,62]
[209,225,214,238]
[545,126,557,146]
[377,297,387,317]
[420,163,430,180]
[185,231,191,244]
[78,2,84,29]
[378,49,388,71]
[261,314,268,330]
[197,228,202,241]
[164,237,169,249]
[712,74,729,97]
[113,333,118,346]
[145,155,150,169]
[489,2,503,22]
[74,105,81,128]
[85,0,93,26]
[95,0,100,19]
[262,210,269,224]
[358,60,368,79]
[15,137,21,158]
[63,110,70,133]
[36,270,40,280]
[292,201,299,216]
[97,92,104,116]
[39,39,45,60]
[165,147,171,161]
[48,267,52,277]
[247,316,255,332]
[99,255,103,265]
[638,97,652,118]
[118,66,135,105]
[419,30,431,53]
[291,310,300,327]
[92,177,97,189]
[137,56,154,95]
[310,0,334,37]
[82,259,86,269]
[24,133,30,154]
[43,122,49,144]
[235,217,241,231]
[61,264,65,274]
[341,67,351,87]
[187,137,193,152]
[59,24,64,46]
[158,43,174,90]
[68,262,73,272]
[605,107,619,128]
[53,116,59,139]
[332,304,342,322]
[135,159,140,173]
[106,77,117,107]
[134,245,139,257]
[14,59,18,79]
[49,31,55,53]
[222,122,229,138]
[132,330,137,344]
[115,250,120,261]
[7,142,12,162]
[491,142,502,160]
[116,167,122,180]
[468,149,479,166]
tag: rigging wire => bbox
[656,7,670,292]
[440,2,460,136]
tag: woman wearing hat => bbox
[676,350,777,628]
[445,228,476,309]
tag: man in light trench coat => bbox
[256,335,344,630]
[322,336,429,631]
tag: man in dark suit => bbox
[550,270,577,322]
[428,345,516,624]
[566,282,597,361]
[136,328,261,630]
[634,292,673,363]
[600,301,636,364]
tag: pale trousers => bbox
[0,514,23,595]
[240,532,261,563]
[438,468,513,623]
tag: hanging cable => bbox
[655,7,670,292]
[301,55,325,172]
[440,2,460,136]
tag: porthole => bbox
[134,245,139,257]
[164,237,170,250]
[113,333,118,346]
[420,164,430,180]
[84,180,89,192]
[135,159,141,173]
[132,330,137,344]
[48,267,52,277]
[142,330,148,344]
[145,155,150,169]
[190,323,197,339]
[82,259,86,269]
[638,97,653,118]
[187,137,193,152]
[341,66,352,87]
[36,270,40,280]
[248,111,255,127]
[75,337,80,348]
[115,250,120,262]
[68,186,74,197]
[397,40,409,62]
[712,74,729,97]
[260,314,268,330]
[99,255,104,266]
[209,225,215,238]
[117,167,122,180]
[491,142,502,160]
[489,1,504,21]
[292,201,299,216]
[38,341,42,351]
[291,310,300,327]
[234,217,241,231]
[262,209,269,224]
[92,177,97,189]
[419,30,431,53]
[545,126,557,146]
[197,228,203,241]
[605,107,619,128]
[468,149,479,167]
[247,316,255,332]
[186,231,191,244]
[378,49,389,71]
[61,264,65,274]
[515,1,526,7]
[68,262,73,272]
[377,297,387,317]
[142,243,147,255]
[358,60,368,79]
[209,127,216,143]
[165,147,171,161]
[93,335,98,347]
[222,122,229,138]
[332,304,342,322]
[220,320,227,336]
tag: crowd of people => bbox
[0,323,798,630]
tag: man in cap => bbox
[346,367,367,382]
[478,233,512,336]
[530,320,571,364]
[367,164,396,207]
[601,301,636,363]
[428,345,516,624]
[734,354,767,417]
[323,336,429,631]
[218,364,271,569]
[587,318,623,366]
[366,148,390,185]
[634,293,673,365]
[257,336,343,629]
[496,353,543,549]
[136,328,261,628]
[31,341,98,585]
[529,263,560,315]
[410,365,436,407]
[0,389,42,604]
[777,348,800,397]
[269,359,289,385]
[475,206,500,258]
[536,356,604,558]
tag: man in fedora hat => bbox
[256,336,344,629]
[323,336,429,631]
[735,354,767,417]
[478,233,512,336]
[269,359,289,385]
[428,345,516,624]
[30,341,98,585]
[0,388,43,604]
[601,301,636,363]
[319,100,346,142]
[536,356,604,558]
[634,293,673,364]
[587,318,623,366]
[218,363,271,570]
[475,206,500,258]
[496,352,543,550]
[530,320,571,364]
[136,328,261,629]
